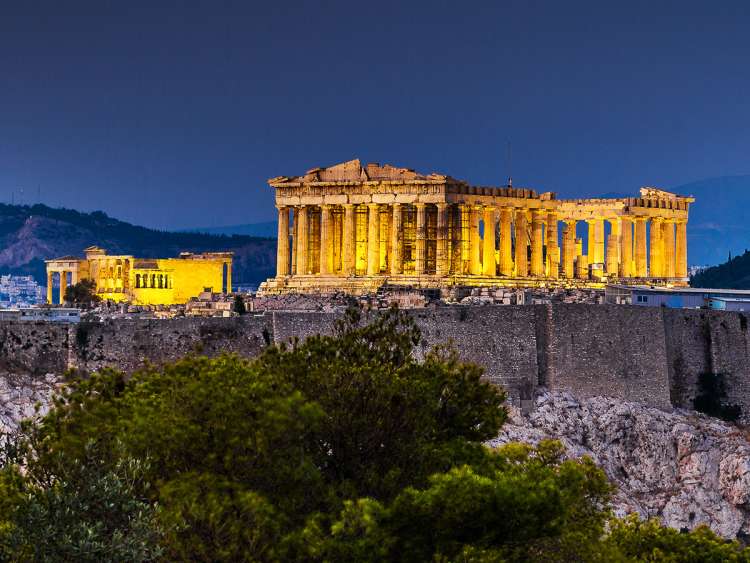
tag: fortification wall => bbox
[1,304,749,422]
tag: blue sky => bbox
[1,0,749,229]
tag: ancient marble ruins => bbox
[259,159,693,294]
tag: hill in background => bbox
[0,204,276,287]
[691,250,750,289]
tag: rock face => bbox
[0,373,60,436]
[490,391,750,540]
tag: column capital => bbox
[564,218,577,226]
[633,215,648,223]
[320,203,332,210]
[414,202,427,209]
[531,209,545,220]
[392,201,402,208]
[435,202,448,210]
[367,202,380,210]
[275,204,288,211]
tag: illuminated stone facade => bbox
[46,246,233,305]
[259,159,694,294]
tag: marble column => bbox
[390,203,403,275]
[546,212,559,278]
[59,271,68,304]
[319,204,332,275]
[297,206,308,275]
[436,203,449,276]
[676,220,688,278]
[514,209,528,277]
[343,204,356,276]
[650,217,663,277]
[367,203,380,276]
[663,219,676,278]
[576,254,589,279]
[469,206,481,275]
[499,207,513,276]
[562,220,576,278]
[634,217,648,277]
[531,210,545,276]
[605,218,620,276]
[482,206,496,276]
[276,206,290,277]
[291,208,298,275]
[47,271,54,304]
[415,203,427,275]
[226,262,232,293]
[620,217,633,278]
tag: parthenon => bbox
[259,159,693,294]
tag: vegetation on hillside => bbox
[692,250,750,289]
[0,308,746,561]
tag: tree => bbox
[63,279,100,307]
[233,294,247,315]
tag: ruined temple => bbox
[260,159,693,294]
[45,246,233,305]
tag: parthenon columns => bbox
[415,203,427,275]
[436,203,448,276]
[587,218,604,264]
[482,206,496,276]
[620,217,633,278]
[470,206,482,275]
[562,219,576,278]
[606,218,620,276]
[59,271,68,304]
[366,204,380,276]
[514,209,528,277]
[391,203,403,275]
[546,212,559,278]
[47,271,54,304]
[320,205,333,275]
[499,207,513,276]
[676,220,688,278]
[276,206,290,277]
[634,217,648,277]
[342,204,356,276]
[296,206,308,275]
[663,219,676,278]
[530,210,545,277]
[650,217,663,278]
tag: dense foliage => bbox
[63,279,101,307]
[691,249,750,289]
[0,307,747,561]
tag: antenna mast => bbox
[506,141,512,187]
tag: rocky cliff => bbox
[491,391,750,540]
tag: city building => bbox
[0,307,80,322]
[260,159,693,295]
[0,275,45,307]
[605,284,750,309]
[45,247,233,305]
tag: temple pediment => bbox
[270,158,450,185]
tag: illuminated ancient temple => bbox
[46,246,233,305]
[259,159,693,294]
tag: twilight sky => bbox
[1,1,749,230]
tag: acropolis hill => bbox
[260,159,693,295]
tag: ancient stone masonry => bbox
[260,159,693,295]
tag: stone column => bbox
[605,218,620,276]
[586,218,605,264]
[514,209,528,277]
[482,206,496,276]
[531,210,545,276]
[650,217,663,277]
[367,203,380,276]
[436,203,448,276]
[47,271,54,304]
[59,271,68,304]
[663,219,676,278]
[562,220,576,278]
[226,262,232,293]
[469,206,481,275]
[576,254,589,279]
[319,205,332,275]
[620,217,633,278]
[297,206,308,275]
[676,219,688,278]
[546,212,559,278]
[291,208,298,275]
[415,203,427,275]
[343,204,356,276]
[499,207,513,276]
[390,203,403,275]
[634,217,648,277]
[276,206,290,277]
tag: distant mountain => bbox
[0,204,277,286]
[184,221,278,238]
[670,176,750,267]
[691,250,750,289]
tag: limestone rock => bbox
[489,391,750,539]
